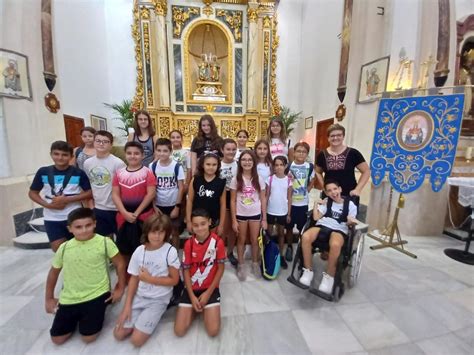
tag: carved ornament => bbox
[152,0,167,16]
[216,9,242,42]
[270,15,280,116]
[172,6,200,38]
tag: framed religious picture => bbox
[90,114,108,130]
[0,49,32,100]
[305,116,313,129]
[358,56,390,103]
[396,111,434,151]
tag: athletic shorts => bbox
[156,205,181,229]
[44,220,74,243]
[50,292,111,337]
[94,209,117,236]
[179,288,221,309]
[267,214,287,226]
[116,221,142,256]
[312,225,348,246]
[122,294,168,335]
[286,205,309,232]
[236,214,261,222]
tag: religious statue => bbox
[197,53,220,82]
[366,67,380,96]
[404,121,424,146]
[459,48,474,118]
[3,59,22,92]
[198,61,209,81]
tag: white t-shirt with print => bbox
[220,160,238,190]
[257,162,272,183]
[128,243,181,300]
[83,154,126,210]
[316,200,357,235]
[266,175,292,216]
[230,176,265,217]
[289,162,315,207]
[270,138,289,159]
[149,160,185,207]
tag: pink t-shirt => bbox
[230,176,265,217]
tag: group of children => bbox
[31,112,360,347]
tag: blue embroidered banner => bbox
[370,94,464,193]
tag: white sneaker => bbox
[318,272,334,294]
[299,268,314,287]
[237,263,246,281]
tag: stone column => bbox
[247,2,259,112]
[154,1,170,109]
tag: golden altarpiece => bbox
[132,0,280,146]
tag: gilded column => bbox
[154,0,170,109]
[247,3,259,112]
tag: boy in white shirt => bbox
[149,138,185,248]
[299,179,357,294]
[83,130,126,237]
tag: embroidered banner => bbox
[370,94,464,193]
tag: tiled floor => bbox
[0,235,473,355]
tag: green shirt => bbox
[52,234,118,305]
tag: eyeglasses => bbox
[95,139,111,145]
[295,150,307,154]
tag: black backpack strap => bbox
[324,198,333,219]
[75,146,83,160]
[151,161,158,178]
[306,163,314,188]
[341,197,350,223]
[48,166,74,196]
[174,161,180,181]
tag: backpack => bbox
[258,229,281,280]
[164,245,184,308]
[151,160,180,181]
[74,146,83,160]
[47,166,75,197]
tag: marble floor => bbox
[1,235,473,355]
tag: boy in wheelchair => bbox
[298,179,357,294]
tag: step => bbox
[27,217,46,232]
[13,231,50,250]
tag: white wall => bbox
[54,0,135,142]
[455,0,474,20]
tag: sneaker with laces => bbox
[237,264,246,281]
[299,268,314,286]
[285,245,293,262]
[280,255,288,269]
[318,272,334,294]
[252,262,261,278]
[228,252,238,267]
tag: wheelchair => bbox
[287,204,367,302]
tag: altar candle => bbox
[466,147,472,160]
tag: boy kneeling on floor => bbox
[299,179,357,293]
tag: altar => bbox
[131,0,279,146]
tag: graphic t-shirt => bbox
[266,175,292,216]
[133,134,155,167]
[182,233,226,291]
[149,160,185,207]
[172,148,191,175]
[112,166,156,226]
[270,138,289,159]
[256,163,272,183]
[83,154,126,210]
[316,148,366,196]
[128,243,181,300]
[190,137,223,159]
[316,199,357,235]
[220,161,238,190]
[289,162,315,207]
[52,234,118,305]
[30,165,91,221]
[230,176,265,217]
[192,175,226,222]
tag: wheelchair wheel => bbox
[348,231,365,288]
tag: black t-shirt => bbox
[192,175,226,222]
[190,136,223,160]
[316,147,366,196]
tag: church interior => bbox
[0,0,473,354]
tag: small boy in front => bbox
[45,208,126,345]
[29,141,92,251]
[174,208,226,338]
[149,138,185,248]
[285,142,315,261]
[299,179,357,294]
[83,130,126,237]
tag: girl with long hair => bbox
[190,115,223,175]
[127,110,158,167]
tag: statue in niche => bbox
[3,59,22,92]
[197,53,220,82]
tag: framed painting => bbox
[91,114,107,130]
[0,49,32,100]
[358,56,390,103]
[305,116,313,129]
